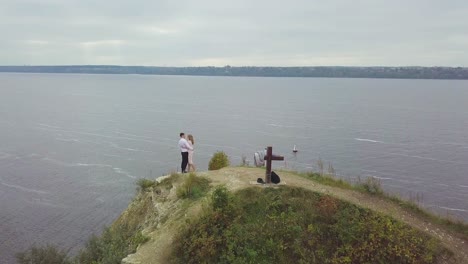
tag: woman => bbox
[187,134,196,172]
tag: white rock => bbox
[121,254,141,264]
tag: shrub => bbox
[77,224,149,264]
[208,151,230,170]
[358,176,383,195]
[211,186,230,211]
[177,173,211,199]
[16,245,71,264]
[136,178,156,192]
[316,195,339,220]
[77,193,152,264]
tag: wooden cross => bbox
[264,146,284,183]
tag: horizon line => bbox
[1,65,467,68]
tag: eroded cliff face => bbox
[118,168,263,264]
[118,174,183,264]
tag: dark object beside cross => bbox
[264,146,284,183]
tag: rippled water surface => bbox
[1,73,468,262]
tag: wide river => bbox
[1,73,468,262]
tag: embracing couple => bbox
[178,132,196,173]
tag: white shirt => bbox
[178,138,193,152]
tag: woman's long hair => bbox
[188,134,194,145]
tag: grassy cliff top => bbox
[18,167,468,263]
[117,167,468,264]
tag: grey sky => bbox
[1,0,467,66]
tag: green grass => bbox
[17,173,159,264]
[137,172,181,193]
[296,171,468,240]
[156,172,181,191]
[17,171,184,264]
[17,168,467,263]
[16,245,72,264]
[176,173,211,199]
[76,182,153,264]
[136,178,157,191]
[295,171,385,194]
[301,172,354,189]
[76,225,150,264]
[17,225,150,264]
[386,195,468,239]
[17,171,200,264]
[171,186,451,264]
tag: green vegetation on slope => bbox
[177,173,211,199]
[298,171,468,239]
[76,225,149,264]
[17,172,212,264]
[72,176,157,264]
[16,245,72,264]
[172,186,450,264]
[18,168,465,264]
[17,213,150,264]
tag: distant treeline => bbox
[1,65,468,80]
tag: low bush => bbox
[136,178,156,192]
[171,186,450,264]
[211,186,232,212]
[77,224,149,264]
[76,190,152,263]
[357,176,384,195]
[18,194,152,264]
[208,151,230,170]
[176,173,211,199]
[16,245,71,264]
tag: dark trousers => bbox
[181,152,189,173]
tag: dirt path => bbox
[124,167,468,263]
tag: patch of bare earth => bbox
[123,167,468,264]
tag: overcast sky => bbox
[1,0,467,66]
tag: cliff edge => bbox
[115,167,467,264]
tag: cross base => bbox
[264,146,284,183]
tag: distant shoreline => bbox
[1,65,468,80]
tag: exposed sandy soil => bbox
[122,167,468,264]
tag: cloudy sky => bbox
[1,0,467,66]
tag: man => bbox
[178,132,193,173]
